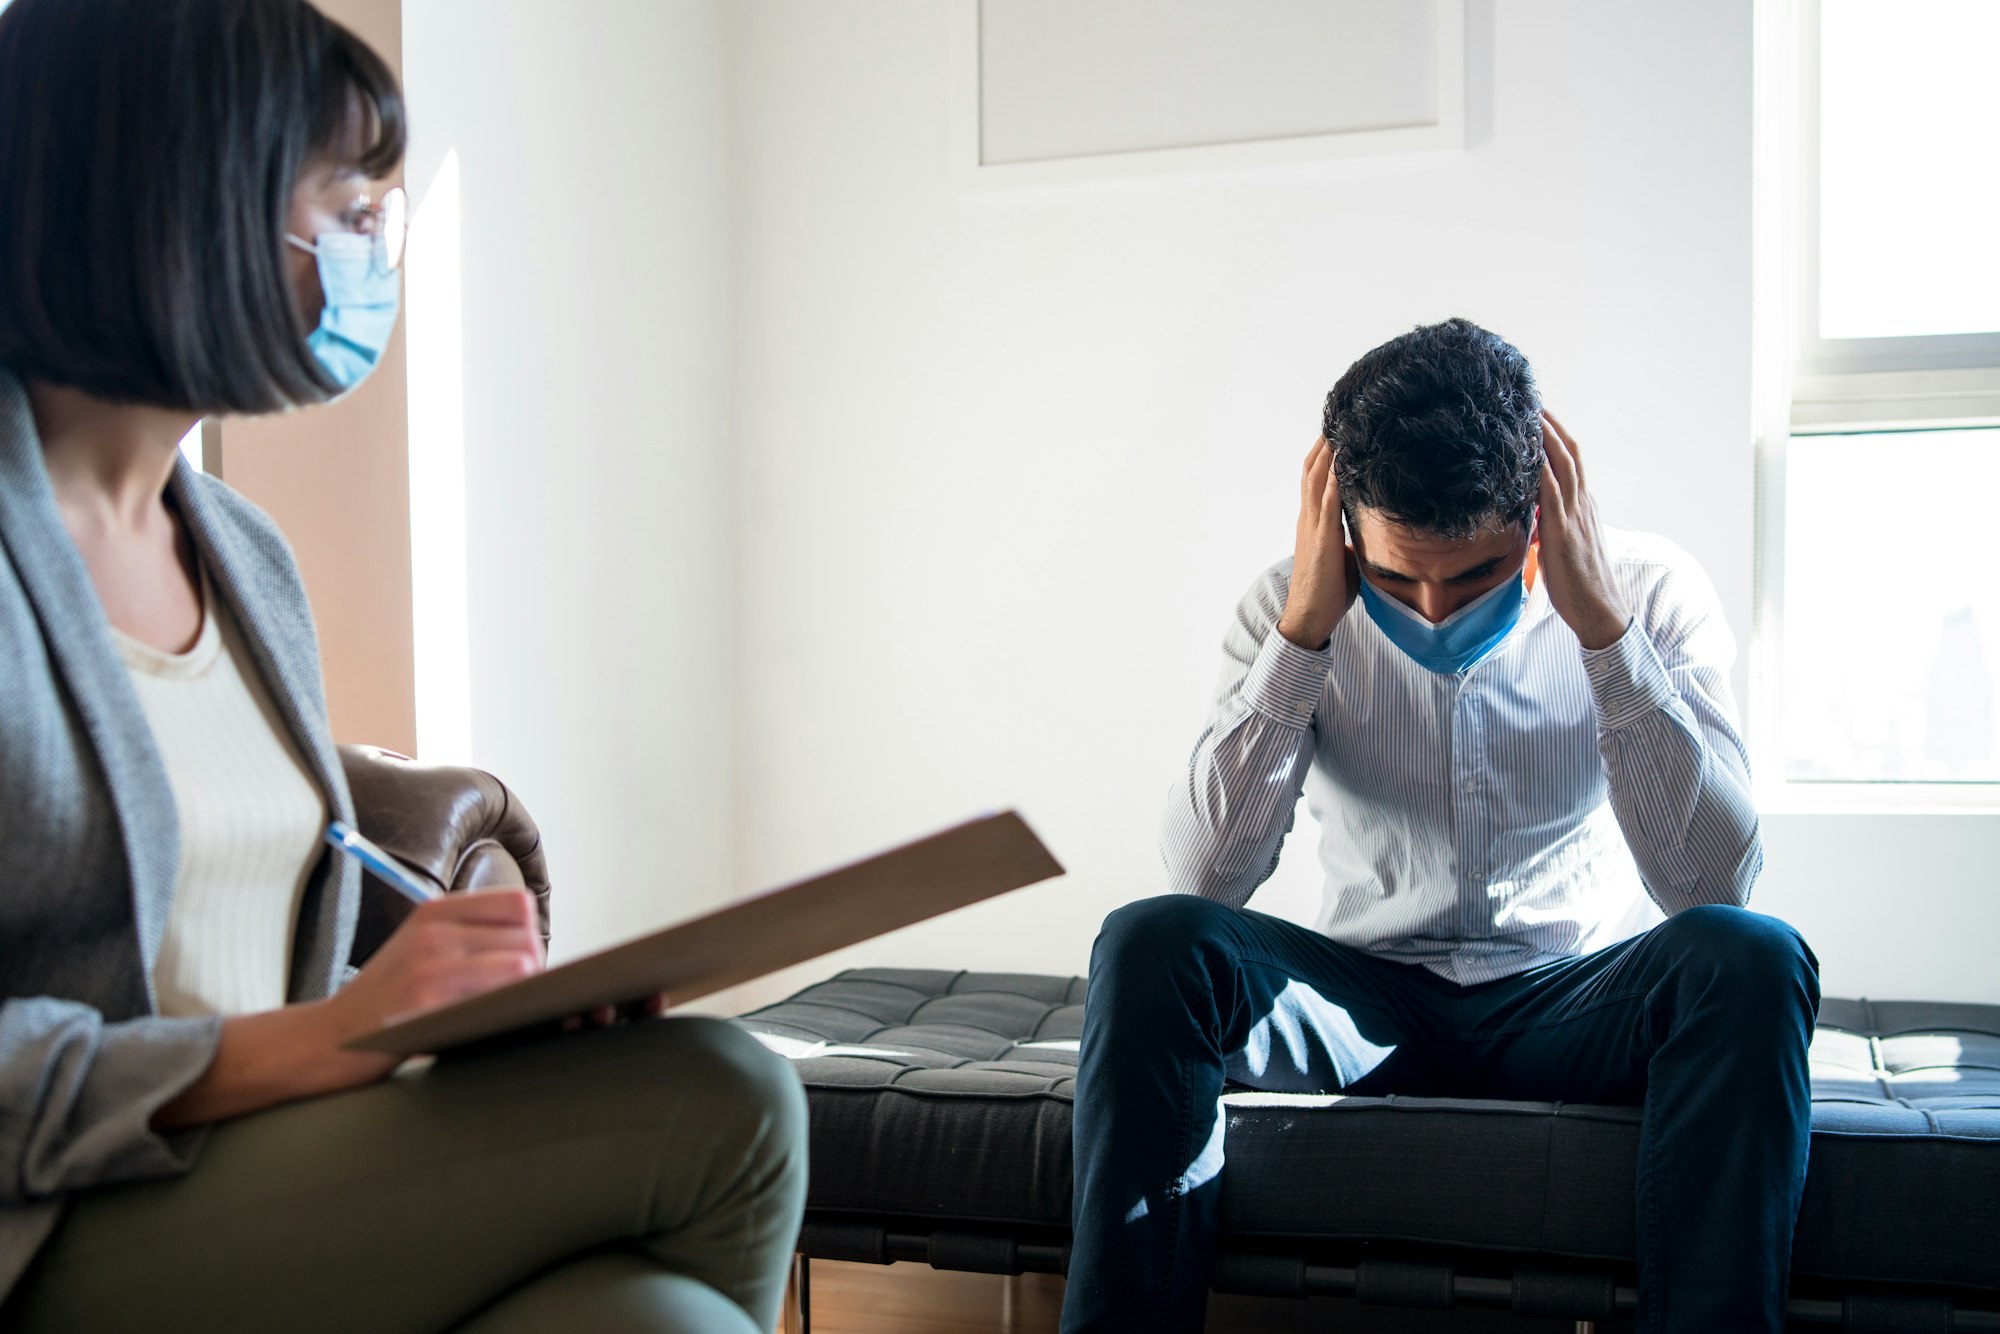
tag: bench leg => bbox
[1575,1324,1596,1334]
[783,1254,811,1334]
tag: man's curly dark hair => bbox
[1325,318,1543,540]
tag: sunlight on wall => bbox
[405,148,472,765]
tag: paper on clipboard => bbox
[347,810,1064,1056]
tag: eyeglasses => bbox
[286,186,409,275]
[339,185,408,273]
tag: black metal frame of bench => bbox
[787,1215,2000,1334]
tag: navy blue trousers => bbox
[1060,897,1820,1333]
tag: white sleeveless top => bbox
[113,577,326,1018]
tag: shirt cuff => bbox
[1240,631,1332,724]
[1579,618,1677,734]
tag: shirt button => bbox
[1462,779,1477,793]
[1470,870,1487,883]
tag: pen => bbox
[324,820,439,904]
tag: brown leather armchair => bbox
[337,744,552,967]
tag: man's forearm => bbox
[1162,633,1327,906]
[1161,719,1312,906]
[1583,624,1762,911]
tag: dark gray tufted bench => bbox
[738,968,2000,1331]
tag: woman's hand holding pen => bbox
[331,892,658,1054]
[152,890,547,1130]
[319,889,547,1066]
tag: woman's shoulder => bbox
[175,469,308,595]
[178,468,294,560]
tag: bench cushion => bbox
[737,969,2000,1293]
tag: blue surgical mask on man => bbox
[285,230,401,395]
[1357,567,1528,675]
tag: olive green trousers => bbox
[6,1016,808,1334]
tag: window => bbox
[1782,429,1997,783]
[1754,0,2000,799]
[1810,0,2000,349]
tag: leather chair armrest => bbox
[337,743,552,968]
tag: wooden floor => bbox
[781,1260,1624,1333]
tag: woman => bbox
[0,1,805,1330]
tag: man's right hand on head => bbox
[1277,436,1359,650]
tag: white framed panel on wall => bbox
[953,0,1465,188]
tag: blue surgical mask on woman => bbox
[1357,567,1528,675]
[285,229,401,395]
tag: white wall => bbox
[716,0,1998,1010]
[1759,812,1996,1004]
[400,0,1996,1007]
[403,0,736,958]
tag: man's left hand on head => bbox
[1536,411,1632,652]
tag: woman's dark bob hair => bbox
[0,0,406,413]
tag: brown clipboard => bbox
[347,810,1064,1056]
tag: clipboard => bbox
[347,810,1064,1056]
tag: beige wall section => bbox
[218,0,415,754]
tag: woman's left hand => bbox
[562,993,669,1032]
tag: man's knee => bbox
[1085,896,1242,1033]
[1659,905,1821,1010]
[1092,894,1236,976]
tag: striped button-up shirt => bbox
[1162,528,1762,985]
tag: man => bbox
[1061,319,1818,1334]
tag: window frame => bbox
[1751,0,2000,810]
